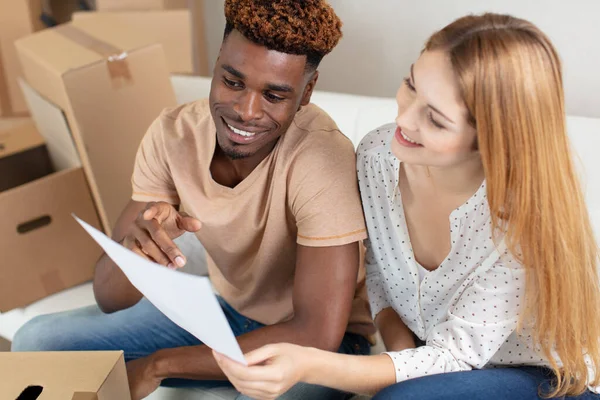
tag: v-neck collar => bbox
[390,159,487,278]
[206,124,282,196]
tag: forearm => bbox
[303,349,396,395]
[376,308,416,352]
[152,319,341,381]
[93,252,143,313]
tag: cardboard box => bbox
[0,84,102,312]
[73,10,203,75]
[15,20,177,234]
[96,0,187,10]
[0,118,54,192]
[0,0,46,116]
[92,0,209,75]
[0,351,130,399]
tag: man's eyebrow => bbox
[221,65,293,93]
[222,64,245,79]
[266,83,294,93]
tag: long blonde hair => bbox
[426,13,600,396]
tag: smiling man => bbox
[12,1,374,399]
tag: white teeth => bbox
[401,130,420,145]
[228,124,256,137]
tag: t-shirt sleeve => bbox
[131,113,180,205]
[288,132,367,247]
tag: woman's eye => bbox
[404,77,416,92]
[428,112,444,129]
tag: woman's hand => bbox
[213,343,313,400]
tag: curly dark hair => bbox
[223,0,342,70]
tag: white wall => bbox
[202,0,600,118]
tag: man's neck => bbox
[211,140,278,188]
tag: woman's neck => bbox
[404,156,485,197]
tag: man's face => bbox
[209,30,317,161]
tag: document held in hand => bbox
[74,216,247,365]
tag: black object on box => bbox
[0,120,54,192]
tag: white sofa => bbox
[1,76,599,400]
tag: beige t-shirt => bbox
[132,99,374,337]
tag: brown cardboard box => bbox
[0,351,131,399]
[96,0,187,10]
[72,9,205,75]
[93,0,209,75]
[15,19,177,235]
[0,86,102,311]
[0,0,45,116]
[0,87,102,312]
[0,118,53,192]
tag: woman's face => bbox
[391,50,479,168]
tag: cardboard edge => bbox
[96,351,131,399]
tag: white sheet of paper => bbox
[74,216,247,365]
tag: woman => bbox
[213,13,600,399]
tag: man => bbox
[13,0,374,399]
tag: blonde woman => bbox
[214,13,600,399]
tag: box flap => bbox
[0,118,44,159]
[19,79,80,172]
[0,351,125,399]
[72,9,194,74]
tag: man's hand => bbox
[123,202,202,269]
[126,356,162,400]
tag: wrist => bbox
[149,349,170,380]
[300,347,328,385]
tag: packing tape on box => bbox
[54,25,133,87]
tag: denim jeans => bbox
[373,366,600,400]
[12,297,370,399]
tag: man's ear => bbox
[300,70,319,107]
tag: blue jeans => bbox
[373,366,600,400]
[12,297,370,399]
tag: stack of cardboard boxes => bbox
[0,0,209,311]
[0,0,208,395]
